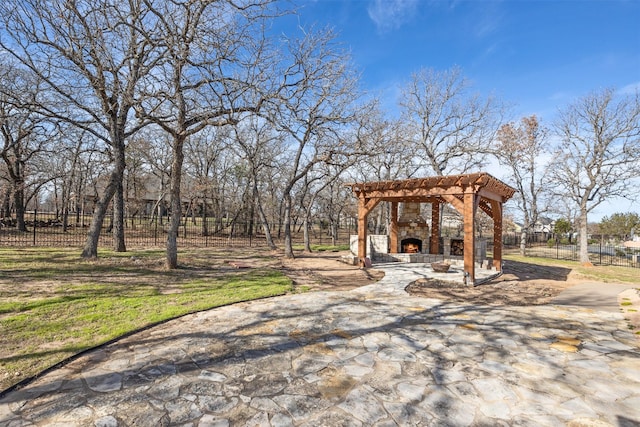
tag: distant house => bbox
[510,218,555,234]
[625,233,640,248]
[532,217,555,234]
[511,222,523,233]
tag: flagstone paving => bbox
[0,263,638,426]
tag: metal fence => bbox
[517,241,640,269]
[0,211,352,249]
[501,232,551,247]
[3,212,638,269]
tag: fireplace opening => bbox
[451,239,464,256]
[401,238,422,253]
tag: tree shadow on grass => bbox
[499,259,573,282]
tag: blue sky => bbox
[286,0,639,119]
[282,0,640,221]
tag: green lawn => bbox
[0,247,293,392]
[503,252,640,284]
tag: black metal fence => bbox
[0,211,352,249]
[3,213,638,269]
[501,232,551,247]
[503,236,640,268]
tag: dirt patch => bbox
[405,259,580,306]
[281,254,584,305]
[279,250,384,291]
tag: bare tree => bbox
[1,0,163,257]
[51,127,90,232]
[550,88,640,264]
[494,115,550,255]
[184,127,230,237]
[315,176,356,245]
[231,117,284,249]
[350,106,419,183]
[348,109,419,235]
[137,0,275,268]
[129,131,173,225]
[0,63,54,231]
[298,160,361,252]
[399,66,504,176]
[270,28,364,258]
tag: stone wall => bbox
[350,235,389,260]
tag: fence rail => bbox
[0,211,352,249]
[2,213,638,269]
[510,241,640,269]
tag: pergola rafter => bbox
[347,172,516,285]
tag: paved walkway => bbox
[1,264,639,426]
[551,282,637,312]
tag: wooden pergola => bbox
[348,172,516,285]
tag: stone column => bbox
[442,236,451,257]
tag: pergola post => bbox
[430,202,440,254]
[357,196,368,267]
[356,195,381,267]
[491,200,503,271]
[463,189,477,285]
[390,202,398,254]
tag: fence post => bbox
[556,238,559,259]
[33,209,37,246]
[599,241,602,265]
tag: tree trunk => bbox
[253,183,276,249]
[113,179,126,252]
[246,194,255,236]
[331,222,338,246]
[2,191,10,218]
[201,194,208,236]
[166,137,185,269]
[81,143,125,259]
[578,209,590,264]
[283,193,294,258]
[13,180,27,232]
[519,229,527,256]
[374,207,383,234]
[81,172,119,258]
[61,179,71,232]
[303,216,312,252]
[519,219,528,257]
[62,204,69,232]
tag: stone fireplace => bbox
[401,237,422,253]
[398,202,429,253]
